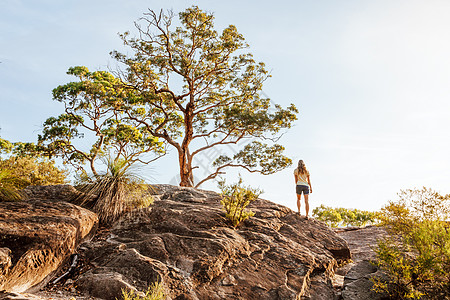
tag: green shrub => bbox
[119,282,165,300]
[74,157,153,225]
[0,170,24,202]
[0,137,13,153]
[218,176,262,227]
[312,204,380,227]
[0,156,68,201]
[372,187,450,299]
[0,156,68,188]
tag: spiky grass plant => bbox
[0,170,23,202]
[75,157,153,225]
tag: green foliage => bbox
[0,136,46,158]
[74,157,153,225]
[0,156,68,202]
[0,156,68,188]
[0,137,13,154]
[0,136,68,201]
[39,6,298,187]
[212,141,292,175]
[39,66,165,176]
[119,282,165,300]
[218,176,262,227]
[312,204,380,228]
[372,187,450,299]
[108,6,297,187]
[380,187,450,227]
[0,169,23,202]
[10,142,44,157]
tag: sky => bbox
[1,0,450,212]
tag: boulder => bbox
[22,185,81,203]
[76,272,141,300]
[0,186,98,293]
[77,184,350,299]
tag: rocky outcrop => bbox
[0,186,98,293]
[76,184,350,300]
[0,184,352,299]
[335,226,390,300]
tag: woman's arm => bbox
[307,175,312,193]
[294,174,298,184]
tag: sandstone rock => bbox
[344,260,377,283]
[336,226,390,300]
[0,290,101,300]
[0,291,45,300]
[0,196,98,293]
[76,184,350,300]
[221,274,236,286]
[341,260,384,300]
[76,272,141,300]
[0,248,12,283]
[307,276,339,300]
[22,185,81,203]
[341,271,389,300]
[337,226,388,262]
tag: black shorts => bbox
[296,185,310,195]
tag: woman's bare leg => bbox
[296,193,302,214]
[304,194,309,218]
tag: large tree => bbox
[111,6,298,187]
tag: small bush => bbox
[312,204,380,227]
[0,156,68,201]
[218,176,262,227]
[119,282,165,300]
[0,170,24,201]
[372,187,450,299]
[0,156,68,188]
[75,157,153,225]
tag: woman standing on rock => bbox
[294,160,312,219]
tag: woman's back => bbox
[294,167,310,186]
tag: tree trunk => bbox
[179,98,195,187]
[90,159,98,177]
[178,150,193,187]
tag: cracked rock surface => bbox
[0,186,98,293]
[76,184,351,300]
[336,226,390,300]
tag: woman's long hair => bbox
[297,160,307,175]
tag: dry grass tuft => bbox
[75,157,153,225]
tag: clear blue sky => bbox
[2,0,450,212]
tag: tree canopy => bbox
[39,66,165,176]
[39,6,298,187]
